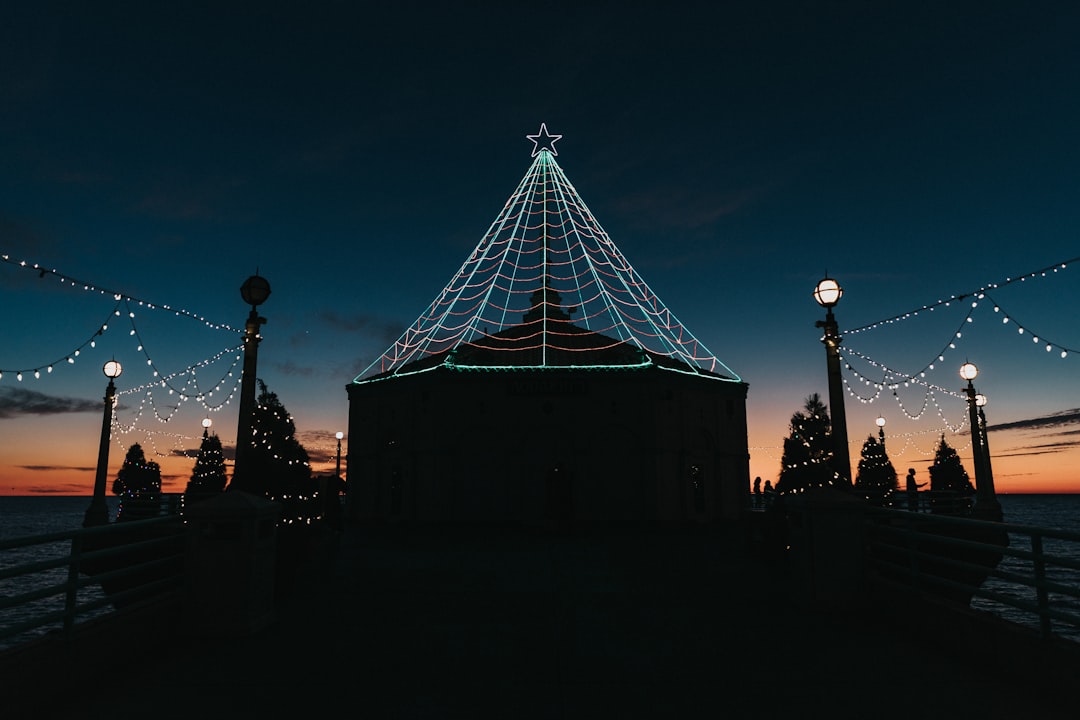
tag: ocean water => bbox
[969,494,1080,641]
[0,496,122,540]
[992,493,1080,531]
[0,496,123,651]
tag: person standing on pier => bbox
[906,468,926,511]
[763,480,776,508]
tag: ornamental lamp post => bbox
[335,431,344,479]
[876,415,886,447]
[960,361,1002,521]
[202,417,212,438]
[814,276,852,488]
[229,274,271,493]
[84,359,123,527]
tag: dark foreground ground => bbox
[9,520,1079,719]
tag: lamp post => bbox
[84,360,122,527]
[335,431,344,478]
[229,274,271,493]
[876,415,886,447]
[814,276,852,487]
[202,416,212,438]
[960,361,1001,521]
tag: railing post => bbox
[1031,533,1052,638]
[904,514,921,589]
[64,534,82,637]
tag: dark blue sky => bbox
[2,2,1079,493]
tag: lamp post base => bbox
[972,499,1003,523]
[83,499,110,528]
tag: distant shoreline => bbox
[3,491,1080,498]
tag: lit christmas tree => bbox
[112,443,162,521]
[776,393,838,495]
[854,435,899,506]
[234,380,315,525]
[184,427,227,509]
[928,434,975,514]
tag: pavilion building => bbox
[345,125,749,529]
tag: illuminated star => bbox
[526,123,562,156]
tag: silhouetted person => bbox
[763,479,776,508]
[753,476,762,507]
[906,468,926,511]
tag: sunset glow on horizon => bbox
[3,5,1079,500]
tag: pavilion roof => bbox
[353,124,741,385]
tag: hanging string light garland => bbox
[834,257,1078,443]
[119,347,243,411]
[845,292,1075,385]
[983,293,1074,358]
[843,280,1076,400]
[112,296,245,419]
[0,298,124,381]
[1,253,243,387]
[1,253,241,332]
[2,250,258,473]
[114,424,206,462]
[843,256,1077,337]
[803,257,1079,475]
[839,347,968,403]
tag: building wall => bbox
[345,366,750,528]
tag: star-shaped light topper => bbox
[526,123,562,156]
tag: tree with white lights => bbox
[777,393,838,495]
[239,380,316,527]
[928,435,975,514]
[184,430,227,508]
[112,443,162,521]
[854,435,899,506]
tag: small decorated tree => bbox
[854,435,899,507]
[238,380,315,524]
[112,443,162,521]
[928,435,975,514]
[184,428,227,509]
[776,393,838,495]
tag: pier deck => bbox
[9,522,1077,719]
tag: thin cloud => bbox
[297,429,344,465]
[169,444,235,461]
[991,416,1080,457]
[316,309,403,342]
[989,409,1080,433]
[25,484,91,495]
[995,448,1071,459]
[271,359,318,377]
[0,388,100,418]
[1000,434,1080,458]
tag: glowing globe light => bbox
[959,361,979,382]
[103,359,123,379]
[813,277,842,308]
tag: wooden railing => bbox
[864,507,1080,643]
[0,514,187,652]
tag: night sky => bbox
[2,2,1079,495]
